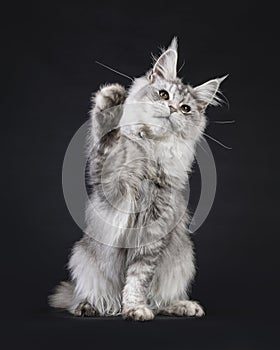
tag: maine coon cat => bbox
[49,38,226,321]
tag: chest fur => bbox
[153,138,195,187]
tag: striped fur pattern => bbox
[49,38,225,320]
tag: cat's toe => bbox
[95,84,126,110]
[74,301,97,317]
[161,300,205,317]
[122,305,154,321]
[182,301,205,317]
[192,302,205,317]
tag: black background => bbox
[3,1,280,349]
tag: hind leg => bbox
[74,301,97,317]
[68,236,124,316]
[160,300,204,317]
[150,224,205,317]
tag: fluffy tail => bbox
[49,281,74,310]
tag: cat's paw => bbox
[74,301,97,317]
[161,300,205,317]
[94,84,126,111]
[122,305,155,321]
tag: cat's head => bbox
[121,37,227,142]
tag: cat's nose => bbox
[169,105,177,113]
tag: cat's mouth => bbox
[152,114,177,132]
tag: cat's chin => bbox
[150,116,173,132]
[152,114,170,119]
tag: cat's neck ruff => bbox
[120,124,196,176]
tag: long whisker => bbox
[211,120,235,124]
[202,132,232,150]
[178,60,185,74]
[95,60,134,82]
[218,91,230,109]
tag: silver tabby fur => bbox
[49,38,226,321]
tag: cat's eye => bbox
[159,90,169,100]
[180,104,191,114]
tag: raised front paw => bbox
[94,84,126,111]
[161,300,205,317]
[74,301,97,317]
[122,305,155,321]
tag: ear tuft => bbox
[194,75,228,111]
[216,74,229,85]
[150,37,178,81]
[168,36,178,51]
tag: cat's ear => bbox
[149,37,178,82]
[193,75,228,111]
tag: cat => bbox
[49,37,226,321]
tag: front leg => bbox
[122,240,165,321]
[90,83,127,141]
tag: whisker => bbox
[202,132,232,150]
[178,60,185,74]
[211,120,235,124]
[218,91,230,109]
[95,60,134,82]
